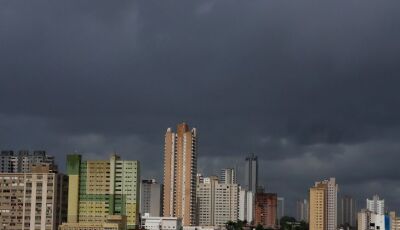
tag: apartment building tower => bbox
[196,176,239,227]
[338,196,356,227]
[163,123,198,226]
[220,168,236,184]
[255,193,277,229]
[367,195,385,215]
[244,154,258,195]
[309,178,338,230]
[239,187,254,223]
[296,199,309,223]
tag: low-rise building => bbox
[59,215,127,230]
[141,213,182,230]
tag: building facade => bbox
[309,178,337,230]
[163,123,198,226]
[239,187,254,223]
[62,154,140,230]
[390,212,400,230]
[338,196,356,227]
[141,213,182,230]
[197,176,218,226]
[244,154,258,195]
[296,199,309,223]
[0,167,68,230]
[277,197,285,221]
[140,179,162,217]
[358,209,389,230]
[309,186,325,230]
[0,150,57,173]
[196,176,239,227]
[220,168,236,185]
[367,195,385,215]
[255,193,277,229]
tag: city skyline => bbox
[1,0,400,220]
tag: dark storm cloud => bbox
[1,0,400,215]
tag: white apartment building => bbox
[239,187,253,223]
[220,168,236,184]
[358,209,387,230]
[141,213,182,230]
[367,195,385,215]
[196,176,239,227]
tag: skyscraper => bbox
[163,123,198,226]
[60,154,140,230]
[277,197,285,221]
[309,186,325,230]
[367,195,384,215]
[309,178,338,230]
[244,154,258,195]
[220,168,236,184]
[338,196,356,227]
[255,193,277,229]
[239,187,254,223]
[140,179,162,217]
[296,199,309,222]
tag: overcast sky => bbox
[1,0,400,216]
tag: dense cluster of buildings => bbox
[0,122,399,230]
[296,181,400,230]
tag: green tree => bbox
[256,224,264,230]
[279,216,297,230]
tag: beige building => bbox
[59,154,140,230]
[163,123,198,226]
[196,176,239,227]
[309,186,325,230]
[309,178,337,230]
[390,212,400,230]
[59,215,127,230]
[0,165,68,230]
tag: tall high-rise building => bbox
[367,195,384,215]
[60,154,140,230]
[197,176,218,226]
[0,164,68,230]
[163,123,198,226]
[309,186,325,230]
[309,178,338,230]
[140,179,162,217]
[296,199,309,222]
[244,154,258,195]
[196,176,239,227]
[338,196,356,227]
[277,197,285,221]
[255,193,277,229]
[0,150,57,173]
[220,168,236,184]
[239,187,254,223]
